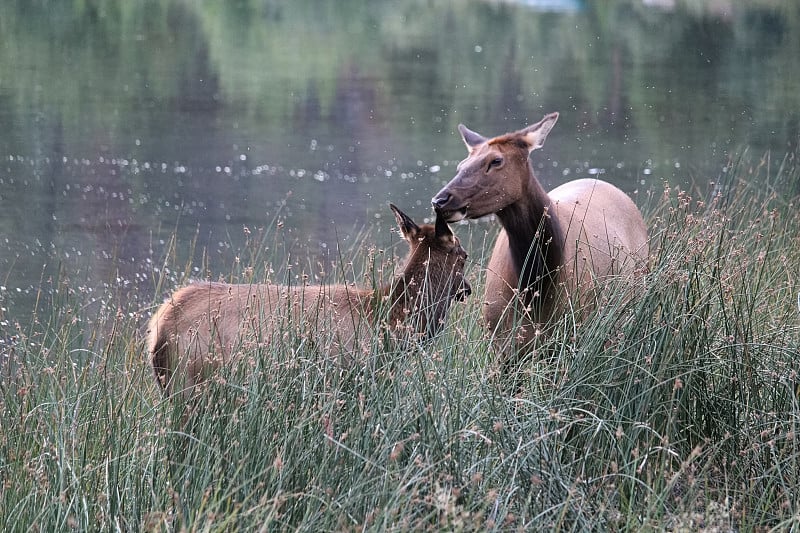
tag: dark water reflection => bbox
[0,0,798,320]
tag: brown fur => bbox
[432,113,648,353]
[147,205,471,395]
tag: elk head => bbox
[431,112,559,222]
[390,203,471,303]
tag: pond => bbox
[0,0,798,322]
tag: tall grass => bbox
[1,155,799,531]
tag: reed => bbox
[1,154,798,530]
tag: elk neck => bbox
[496,163,565,305]
[364,254,422,328]
[382,247,440,336]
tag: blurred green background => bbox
[0,0,797,317]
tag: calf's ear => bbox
[434,209,455,243]
[390,203,420,241]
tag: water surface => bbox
[1,0,798,321]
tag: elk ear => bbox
[521,112,559,152]
[458,124,487,151]
[390,203,420,241]
[434,209,455,243]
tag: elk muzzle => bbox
[431,190,467,222]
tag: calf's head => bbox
[390,203,471,304]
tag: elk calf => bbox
[147,205,471,395]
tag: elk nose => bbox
[431,192,451,209]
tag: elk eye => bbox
[487,157,503,170]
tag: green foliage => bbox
[2,0,799,162]
[1,155,799,529]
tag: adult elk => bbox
[432,112,648,353]
[147,204,471,396]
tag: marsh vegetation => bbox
[2,154,799,530]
